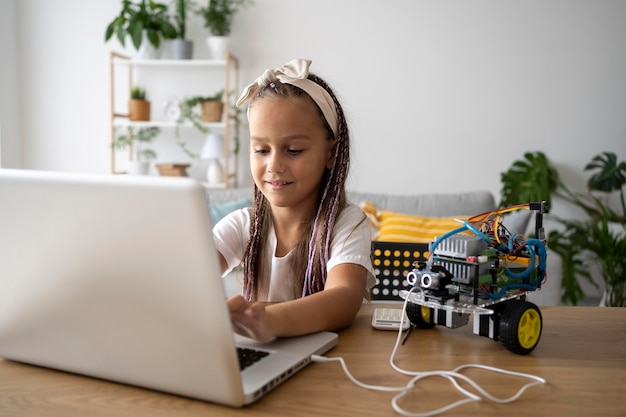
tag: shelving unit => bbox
[109,51,240,188]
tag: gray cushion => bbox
[347,190,496,217]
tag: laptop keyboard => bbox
[237,347,270,371]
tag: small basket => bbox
[371,241,430,301]
[156,163,190,177]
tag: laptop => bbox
[0,169,337,407]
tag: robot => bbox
[401,202,548,355]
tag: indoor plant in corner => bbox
[105,0,177,59]
[500,151,626,306]
[196,0,253,59]
[112,126,160,175]
[169,0,195,59]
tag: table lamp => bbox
[200,133,224,184]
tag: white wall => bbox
[14,0,118,174]
[4,0,626,199]
[0,0,21,168]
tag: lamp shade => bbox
[200,133,224,159]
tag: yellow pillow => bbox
[361,201,469,243]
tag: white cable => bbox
[311,355,406,392]
[311,286,546,416]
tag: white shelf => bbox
[113,58,227,67]
[112,119,226,129]
[109,52,240,187]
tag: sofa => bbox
[204,187,562,306]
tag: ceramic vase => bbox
[136,31,163,59]
[169,39,193,59]
[206,36,228,60]
[128,161,150,176]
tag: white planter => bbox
[205,36,228,60]
[201,133,224,184]
[128,161,150,176]
[136,32,163,60]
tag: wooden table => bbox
[0,304,624,417]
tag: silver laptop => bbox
[0,169,337,407]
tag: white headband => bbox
[236,58,338,137]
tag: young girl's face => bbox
[248,96,335,214]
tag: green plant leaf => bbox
[114,24,126,46]
[139,149,158,161]
[145,28,160,48]
[499,151,559,209]
[196,0,253,36]
[502,150,626,305]
[585,151,626,192]
[104,0,176,51]
[548,227,596,305]
[105,21,115,41]
[129,20,144,50]
[112,126,160,162]
[154,17,178,39]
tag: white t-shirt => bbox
[212,203,375,302]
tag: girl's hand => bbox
[227,295,275,342]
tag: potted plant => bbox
[105,0,177,59]
[170,92,221,160]
[129,86,151,121]
[200,90,225,122]
[169,0,195,59]
[500,151,626,306]
[184,90,225,122]
[112,126,160,175]
[196,0,253,59]
[173,90,241,163]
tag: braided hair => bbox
[242,73,351,301]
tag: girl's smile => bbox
[265,180,293,191]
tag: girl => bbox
[213,59,375,342]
